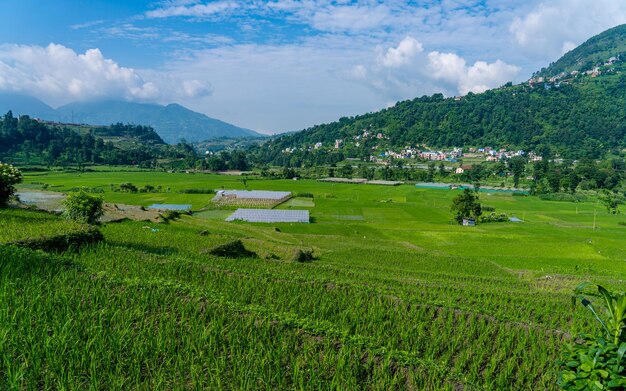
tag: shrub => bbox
[292,249,315,263]
[296,192,314,198]
[558,283,626,390]
[62,190,104,225]
[0,162,22,207]
[482,205,496,212]
[479,212,509,223]
[119,182,138,193]
[208,240,257,258]
[178,188,215,194]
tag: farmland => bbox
[2,169,626,389]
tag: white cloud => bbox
[311,4,393,32]
[0,43,211,106]
[381,36,423,68]
[352,37,520,99]
[145,1,238,18]
[510,0,626,60]
[428,51,520,94]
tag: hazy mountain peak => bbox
[0,95,262,143]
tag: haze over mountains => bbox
[0,94,263,144]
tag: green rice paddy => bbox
[1,170,625,389]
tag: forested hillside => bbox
[0,112,196,168]
[250,25,626,166]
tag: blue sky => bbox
[1,1,625,134]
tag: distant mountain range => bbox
[0,94,263,144]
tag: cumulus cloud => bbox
[353,37,520,99]
[510,0,626,60]
[145,1,238,18]
[0,43,211,106]
[428,52,520,94]
[381,36,423,68]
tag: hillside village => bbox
[284,128,543,168]
[528,54,623,87]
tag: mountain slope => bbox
[252,24,626,163]
[56,101,262,144]
[0,93,58,120]
[0,94,262,144]
[537,24,626,77]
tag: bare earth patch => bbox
[101,203,163,223]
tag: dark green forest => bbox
[0,112,195,168]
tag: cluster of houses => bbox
[466,147,542,162]
[374,146,542,164]
[528,55,621,87]
[284,139,544,166]
[352,128,387,142]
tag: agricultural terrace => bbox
[1,169,625,389]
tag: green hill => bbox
[537,24,626,77]
[251,25,626,164]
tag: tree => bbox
[0,162,22,207]
[62,190,104,225]
[340,164,353,178]
[450,188,482,224]
[599,190,622,214]
[508,156,526,188]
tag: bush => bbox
[0,162,22,207]
[62,190,104,225]
[178,188,215,194]
[119,182,138,193]
[292,249,315,263]
[296,192,314,198]
[479,212,509,223]
[208,240,257,258]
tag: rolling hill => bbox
[0,94,262,144]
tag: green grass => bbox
[0,208,85,244]
[2,169,625,389]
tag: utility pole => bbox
[593,209,597,230]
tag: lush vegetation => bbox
[0,112,198,168]
[249,25,626,165]
[250,69,626,165]
[450,188,482,224]
[537,24,626,77]
[62,190,104,225]
[2,170,626,389]
[558,283,626,390]
[0,162,22,207]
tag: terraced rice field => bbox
[1,171,625,389]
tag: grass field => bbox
[1,170,625,389]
